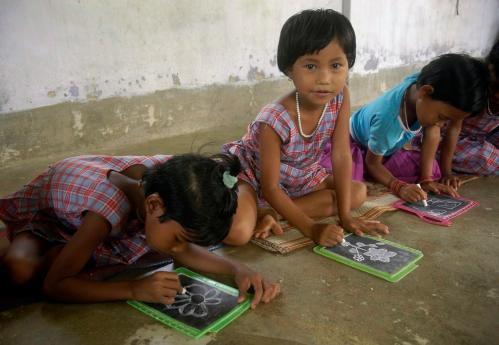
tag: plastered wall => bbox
[0,0,497,165]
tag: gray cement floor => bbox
[0,126,498,345]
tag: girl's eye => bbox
[305,64,316,70]
[331,63,342,69]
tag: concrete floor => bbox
[0,126,498,345]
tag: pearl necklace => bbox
[401,87,421,134]
[295,92,328,138]
[402,91,411,130]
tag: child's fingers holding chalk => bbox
[131,271,181,304]
[311,223,344,247]
[416,184,428,207]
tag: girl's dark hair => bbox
[417,53,489,115]
[277,8,356,74]
[142,153,241,246]
[486,40,499,78]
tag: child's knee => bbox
[351,181,367,209]
[223,223,253,246]
[2,254,39,287]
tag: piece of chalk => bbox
[181,287,186,295]
[416,184,428,207]
[341,239,346,245]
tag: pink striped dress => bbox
[222,93,343,202]
[0,155,171,266]
[452,110,498,175]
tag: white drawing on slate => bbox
[426,198,462,210]
[165,284,222,318]
[341,240,397,263]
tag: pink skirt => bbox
[320,140,441,183]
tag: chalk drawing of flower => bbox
[362,247,397,263]
[165,283,222,318]
[348,248,365,261]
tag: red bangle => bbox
[419,177,433,184]
[389,179,408,197]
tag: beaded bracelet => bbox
[389,178,408,197]
[419,177,434,184]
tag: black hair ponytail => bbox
[143,153,242,246]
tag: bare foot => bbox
[254,208,283,239]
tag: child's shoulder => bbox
[259,101,287,114]
[360,73,419,115]
[255,101,290,122]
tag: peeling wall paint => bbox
[0,0,342,114]
[0,0,497,116]
[351,0,499,75]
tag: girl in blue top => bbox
[341,54,488,202]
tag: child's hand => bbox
[341,217,389,237]
[131,271,182,304]
[440,174,462,190]
[421,181,459,198]
[311,223,344,247]
[399,184,428,203]
[253,209,283,239]
[233,265,281,309]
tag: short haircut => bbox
[142,153,241,246]
[417,54,489,115]
[277,8,356,74]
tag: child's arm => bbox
[439,120,463,189]
[365,150,426,202]
[258,123,343,246]
[420,125,459,197]
[332,87,388,236]
[43,211,181,304]
[174,244,280,309]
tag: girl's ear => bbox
[418,84,435,97]
[145,193,165,218]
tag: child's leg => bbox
[319,140,365,181]
[383,150,441,183]
[2,232,60,288]
[223,182,258,246]
[293,178,367,218]
[453,136,499,175]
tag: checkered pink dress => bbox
[222,93,343,201]
[452,110,498,175]
[0,155,171,266]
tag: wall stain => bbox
[228,75,240,83]
[72,110,84,138]
[0,90,10,112]
[171,73,181,86]
[247,66,266,81]
[143,105,157,127]
[85,84,103,100]
[0,148,21,164]
[364,55,379,71]
[69,84,79,97]
[269,54,277,67]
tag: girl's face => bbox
[287,39,349,109]
[415,86,469,127]
[143,194,189,255]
